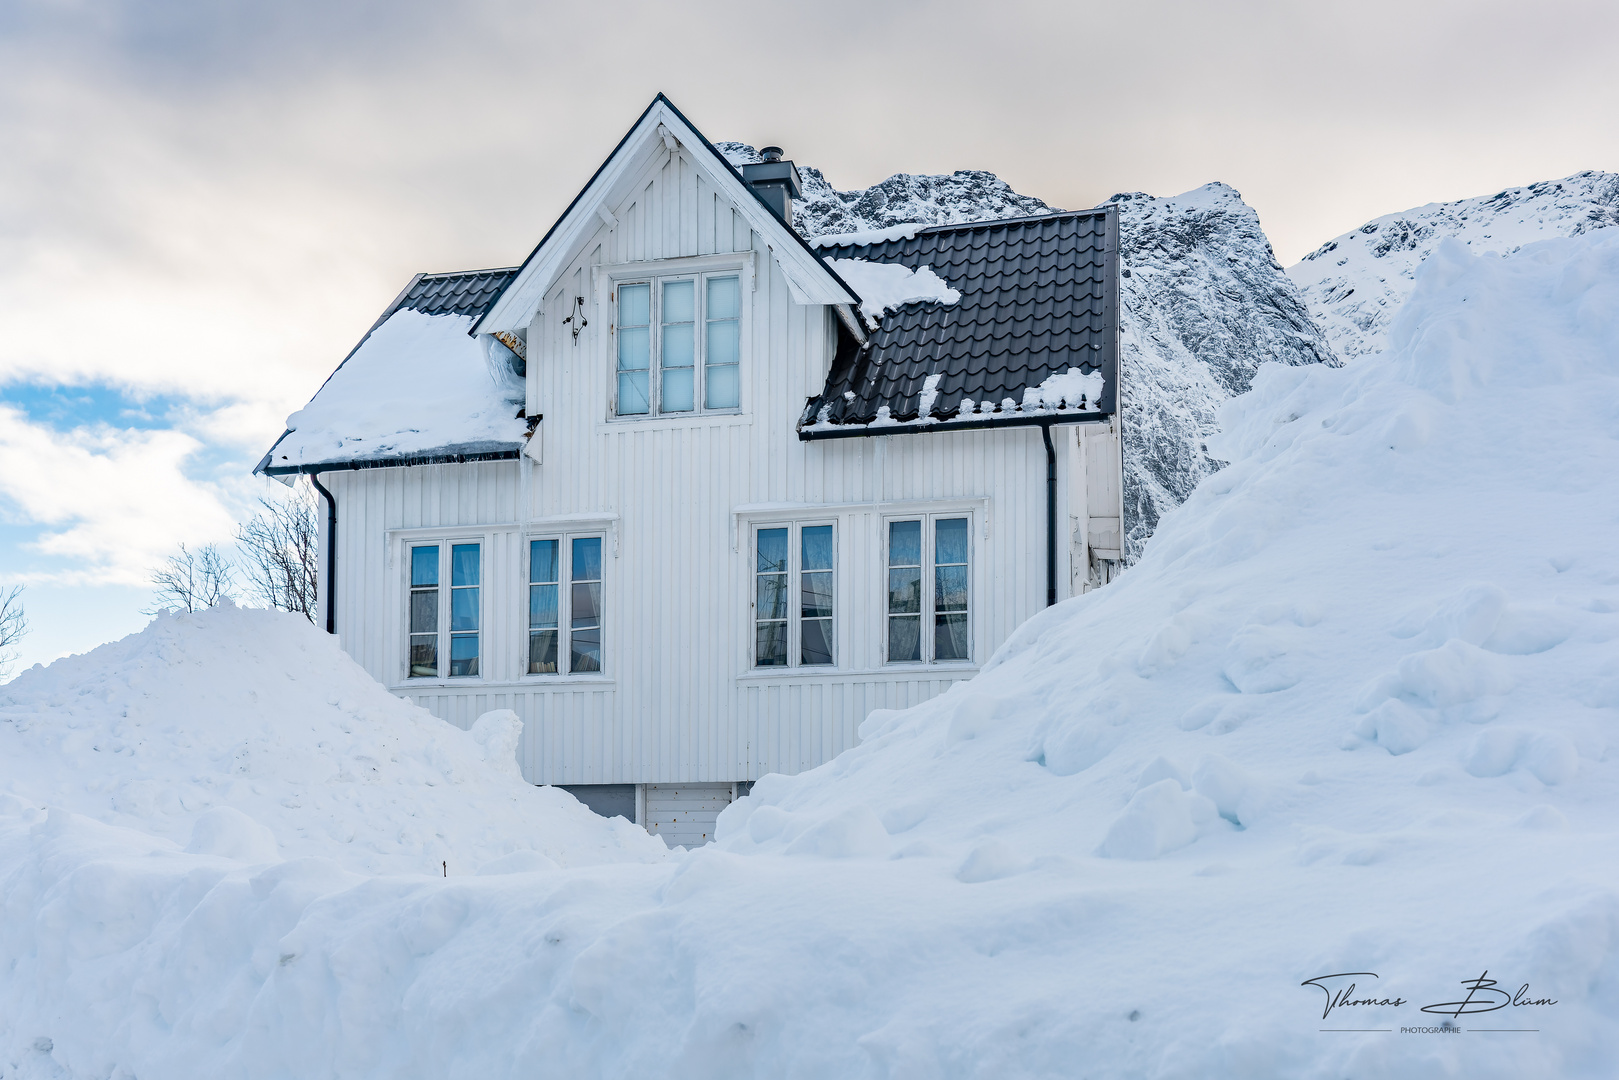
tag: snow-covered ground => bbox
[5,225,1617,1077]
[1290,170,1619,361]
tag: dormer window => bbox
[614,273,741,416]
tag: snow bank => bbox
[0,604,664,875]
[827,257,960,329]
[265,310,528,469]
[7,235,1619,1077]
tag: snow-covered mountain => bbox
[719,143,1337,560]
[1109,184,1336,556]
[1290,170,1619,360]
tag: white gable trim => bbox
[475,95,858,336]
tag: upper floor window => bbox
[754,523,834,668]
[528,536,604,675]
[408,542,481,678]
[615,273,741,417]
[886,516,970,664]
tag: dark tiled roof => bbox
[801,210,1117,435]
[396,267,518,319]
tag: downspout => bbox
[308,471,337,634]
[1040,420,1057,607]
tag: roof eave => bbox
[260,446,523,475]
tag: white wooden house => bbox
[257,95,1123,846]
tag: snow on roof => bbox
[263,308,527,471]
[826,257,961,330]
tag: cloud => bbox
[0,404,241,586]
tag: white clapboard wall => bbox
[642,783,735,849]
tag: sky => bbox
[1,0,1616,675]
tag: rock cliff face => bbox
[1290,170,1619,360]
[719,143,1336,559]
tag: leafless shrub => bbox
[147,543,236,614]
[0,585,26,678]
[236,486,319,622]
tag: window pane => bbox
[888,566,921,614]
[801,525,833,571]
[663,279,695,323]
[572,581,601,623]
[529,583,558,629]
[756,573,787,621]
[409,590,437,634]
[570,626,602,673]
[801,619,833,666]
[530,539,558,584]
[618,283,649,327]
[888,520,921,568]
[935,564,969,613]
[661,365,694,413]
[888,616,921,662]
[663,322,694,368]
[572,538,602,582]
[411,546,439,586]
[704,362,739,410]
[800,571,833,618]
[409,635,438,677]
[935,613,970,661]
[617,370,650,415]
[451,544,479,586]
[708,275,740,319]
[755,621,787,666]
[449,634,479,677]
[617,326,649,370]
[935,518,969,566]
[756,528,788,573]
[706,317,740,367]
[528,629,558,674]
[451,587,479,631]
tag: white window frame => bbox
[603,255,749,421]
[524,533,607,678]
[404,540,484,681]
[751,519,837,670]
[883,512,974,666]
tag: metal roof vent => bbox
[741,147,803,227]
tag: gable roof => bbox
[255,267,524,475]
[798,209,1119,439]
[473,93,860,336]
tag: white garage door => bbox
[643,783,735,848]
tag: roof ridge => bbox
[415,266,521,280]
[819,208,1114,248]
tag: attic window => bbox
[614,273,741,417]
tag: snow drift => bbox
[0,604,664,875]
[5,233,1619,1078]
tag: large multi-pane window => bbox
[615,273,741,417]
[407,542,481,678]
[886,516,971,664]
[527,536,604,675]
[754,523,835,668]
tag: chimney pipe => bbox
[741,148,803,227]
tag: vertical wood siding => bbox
[323,147,1091,785]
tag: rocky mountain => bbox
[1290,170,1619,360]
[719,143,1337,560]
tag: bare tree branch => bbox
[146,543,237,614]
[0,584,26,679]
[235,484,319,622]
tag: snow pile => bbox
[6,224,1616,1079]
[265,310,529,469]
[1291,170,1619,361]
[0,604,665,875]
[827,257,961,329]
[1112,183,1338,558]
[1022,366,1105,410]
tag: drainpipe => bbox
[308,471,337,634]
[1040,420,1057,607]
